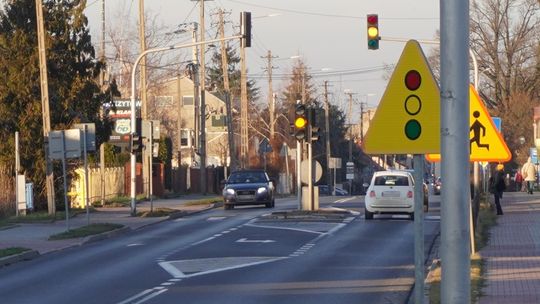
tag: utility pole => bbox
[198,0,210,194]
[262,50,277,140]
[323,81,332,192]
[190,23,200,158]
[359,101,367,144]
[218,9,237,172]
[35,0,55,215]
[346,91,354,162]
[240,34,248,168]
[99,0,106,206]
[139,0,150,198]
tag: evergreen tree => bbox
[0,0,116,207]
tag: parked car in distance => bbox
[318,185,349,196]
[364,170,428,220]
[222,170,275,210]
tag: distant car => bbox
[318,185,349,196]
[433,177,442,195]
[364,170,428,220]
[222,170,275,210]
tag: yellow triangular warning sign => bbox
[426,85,511,162]
[363,40,440,154]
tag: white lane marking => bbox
[236,238,275,243]
[312,223,347,242]
[130,289,168,304]
[159,261,186,278]
[174,218,187,222]
[229,227,238,231]
[116,289,154,304]
[213,234,223,237]
[161,282,174,286]
[154,287,166,290]
[245,223,324,235]
[222,230,231,234]
[183,257,287,278]
[334,197,357,203]
[190,236,216,246]
[127,243,144,247]
[207,216,227,221]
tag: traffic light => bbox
[130,133,142,153]
[240,12,251,48]
[309,107,320,142]
[404,69,422,140]
[367,14,379,50]
[294,104,308,141]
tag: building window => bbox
[183,96,194,106]
[180,129,194,147]
[155,96,173,107]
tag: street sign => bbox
[300,160,322,184]
[363,40,440,154]
[346,161,354,180]
[49,129,82,159]
[427,85,511,162]
[329,157,342,169]
[492,117,501,132]
[259,138,272,154]
[74,123,96,151]
[142,120,160,139]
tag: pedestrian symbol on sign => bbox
[470,110,489,153]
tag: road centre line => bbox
[190,236,216,246]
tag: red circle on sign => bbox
[405,70,421,91]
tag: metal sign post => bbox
[413,154,425,303]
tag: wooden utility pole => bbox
[99,0,106,206]
[198,0,208,194]
[218,9,237,172]
[346,92,354,162]
[35,0,55,214]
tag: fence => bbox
[71,167,125,207]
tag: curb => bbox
[0,250,40,268]
[82,226,132,244]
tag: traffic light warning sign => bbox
[363,40,440,154]
[426,85,511,162]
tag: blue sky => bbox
[84,0,440,119]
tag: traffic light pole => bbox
[129,34,243,216]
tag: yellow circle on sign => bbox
[295,117,307,128]
[368,27,378,38]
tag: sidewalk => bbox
[0,194,222,264]
[478,191,540,303]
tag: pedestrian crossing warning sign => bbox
[426,85,511,162]
[363,40,440,154]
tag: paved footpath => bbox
[0,195,221,259]
[479,192,540,304]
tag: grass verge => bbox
[137,208,182,217]
[182,197,223,206]
[428,195,497,303]
[0,247,31,258]
[48,223,124,240]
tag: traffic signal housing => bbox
[240,12,251,48]
[294,104,308,141]
[309,108,320,142]
[130,133,142,153]
[367,14,379,50]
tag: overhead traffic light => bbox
[367,14,379,50]
[403,69,422,140]
[294,104,308,141]
[240,12,251,48]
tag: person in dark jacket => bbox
[492,164,506,215]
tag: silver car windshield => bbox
[228,172,267,184]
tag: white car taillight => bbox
[407,191,413,198]
[369,190,376,197]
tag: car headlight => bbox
[224,188,235,195]
[257,187,268,194]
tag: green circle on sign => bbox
[405,119,421,140]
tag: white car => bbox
[364,170,424,220]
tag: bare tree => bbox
[470,0,540,107]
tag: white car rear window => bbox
[374,175,409,186]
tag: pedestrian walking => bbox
[521,157,537,194]
[514,171,524,192]
[490,164,506,215]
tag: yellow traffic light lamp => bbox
[294,104,308,141]
[367,14,379,50]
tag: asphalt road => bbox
[0,195,440,304]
